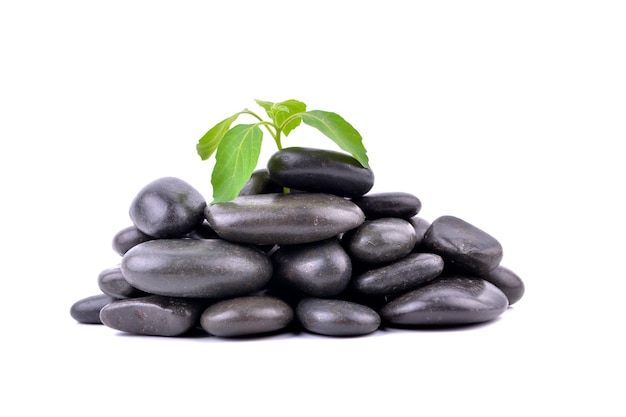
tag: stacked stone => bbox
[70,147,525,338]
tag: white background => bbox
[1,1,624,415]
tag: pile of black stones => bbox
[70,147,524,338]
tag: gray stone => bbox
[112,225,155,256]
[239,169,283,196]
[100,295,206,336]
[380,277,509,326]
[129,177,206,238]
[352,192,421,219]
[205,193,365,245]
[408,216,431,250]
[70,294,116,324]
[482,265,525,305]
[271,238,352,297]
[97,266,146,299]
[267,147,374,198]
[343,218,417,264]
[200,296,294,337]
[351,253,444,296]
[121,239,272,298]
[296,298,381,336]
[423,215,503,275]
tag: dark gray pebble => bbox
[423,215,503,275]
[408,216,431,250]
[482,265,525,305]
[352,192,421,219]
[343,218,417,264]
[238,169,283,196]
[200,296,294,337]
[271,238,352,297]
[205,193,365,245]
[97,266,146,299]
[186,220,220,239]
[100,295,206,336]
[112,225,155,256]
[351,253,444,296]
[121,239,272,298]
[129,177,206,238]
[267,147,374,198]
[380,277,509,326]
[296,298,381,336]
[70,294,117,324]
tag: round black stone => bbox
[296,298,381,337]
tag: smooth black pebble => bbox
[70,294,117,324]
[352,192,421,219]
[296,298,381,336]
[482,265,525,305]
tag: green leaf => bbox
[274,99,306,136]
[254,100,276,120]
[211,124,263,203]
[196,113,240,160]
[300,110,369,168]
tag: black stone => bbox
[423,215,503,275]
[129,176,206,238]
[200,296,294,337]
[239,169,283,196]
[343,218,417,264]
[351,253,444,296]
[482,265,525,305]
[296,298,381,336]
[408,216,431,250]
[112,225,155,256]
[100,295,206,336]
[271,238,352,297]
[351,192,421,219]
[121,239,273,298]
[186,220,220,239]
[97,266,146,299]
[70,294,116,324]
[380,277,509,326]
[267,147,374,198]
[205,193,365,245]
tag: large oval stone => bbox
[380,277,509,326]
[100,295,206,336]
[70,294,116,324]
[423,215,503,275]
[121,239,272,298]
[205,193,366,245]
[267,147,374,198]
[351,253,444,296]
[296,298,380,336]
[352,192,421,219]
[482,265,525,305]
[271,238,352,297]
[129,177,206,238]
[97,266,146,299]
[200,296,294,337]
[343,218,417,264]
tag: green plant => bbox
[196,99,369,203]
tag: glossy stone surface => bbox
[97,266,146,299]
[121,239,272,298]
[271,238,352,297]
[205,193,365,245]
[200,296,294,337]
[482,265,525,305]
[296,298,380,336]
[352,192,421,219]
[70,294,116,324]
[408,216,431,250]
[267,147,374,198]
[100,295,205,336]
[380,277,509,326]
[112,225,155,256]
[238,169,283,196]
[351,253,444,296]
[343,218,417,264]
[129,176,206,238]
[423,215,503,275]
